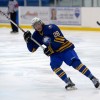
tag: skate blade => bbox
[97,83,100,89]
[65,86,77,91]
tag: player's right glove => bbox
[23,31,32,43]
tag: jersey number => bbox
[53,31,60,37]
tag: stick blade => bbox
[97,21,100,25]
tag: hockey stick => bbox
[97,21,100,25]
[0,10,45,50]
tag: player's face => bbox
[33,22,42,32]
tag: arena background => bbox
[0,0,100,31]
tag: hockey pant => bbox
[50,49,93,83]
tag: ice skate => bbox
[91,76,100,88]
[65,78,76,90]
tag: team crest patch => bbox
[42,36,51,46]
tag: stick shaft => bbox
[97,21,100,25]
[0,10,44,50]
[0,10,25,32]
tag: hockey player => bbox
[23,17,100,89]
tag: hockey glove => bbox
[23,31,32,43]
[44,45,54,56]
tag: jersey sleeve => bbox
[48,24,74,52]
[26,31,42,52]
[27,39,39,52]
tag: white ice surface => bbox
[0,28,100,100]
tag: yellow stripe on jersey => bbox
[55,37,65,41]
[59,43,73,52]
[54,37,65,43]
[56,41,73,52]
[54,40,64,43]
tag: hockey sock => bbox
[71,59,93,79]
[53,67,69,83]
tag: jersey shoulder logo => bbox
[48,25,52,29]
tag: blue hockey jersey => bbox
[26,24,75,54]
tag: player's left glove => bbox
[23,30,32,43]
[44,45,54,56]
